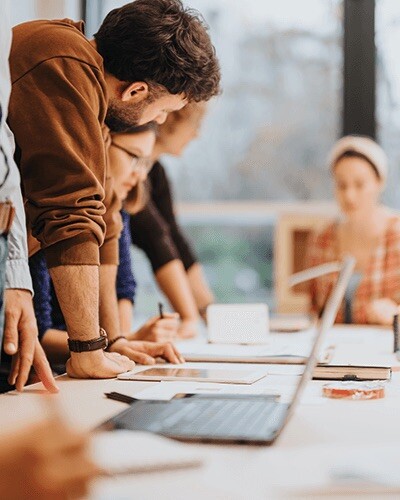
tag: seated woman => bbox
[129,103,215,338]
[29,125,183,367]
[307,135,400,325]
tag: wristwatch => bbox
[68,328,108,353]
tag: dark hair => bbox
[335,151,381,180]
[117,122,159,135]
[94,0,221,102]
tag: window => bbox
[86,0,343,202]
[165,0,343,203]
[376,0,400,209]
[85,0,343,308]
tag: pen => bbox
[393,314,399,353]
[158,301,164,319]
[104,392,137,405]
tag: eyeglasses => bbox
[111,142,153,173]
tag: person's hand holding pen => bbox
[127,302,180,342]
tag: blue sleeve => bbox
[29,250,54,339]
[116,211,137,302]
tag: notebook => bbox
[176,341,335,365]
[313,364,392,381]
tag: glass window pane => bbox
[376,0,400,209]
[86,0,343,308]
[88,1,343,203]
[131,217,275,315]
[165,0,343,202]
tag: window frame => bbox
[343,0,376,138]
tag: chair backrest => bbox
[274,204,337,313]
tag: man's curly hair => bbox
[94,0,221,102]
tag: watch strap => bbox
[68,328,108,353]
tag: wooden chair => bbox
[274,205,337,313]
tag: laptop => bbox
[101,257,355,445]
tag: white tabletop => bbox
[1,325,399,499]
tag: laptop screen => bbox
[283,256,355,423]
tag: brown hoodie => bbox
[8,19,122,267]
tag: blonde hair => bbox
[158,101,207,138]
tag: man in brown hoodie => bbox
[8,0,220,378]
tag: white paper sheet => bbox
[178,342,311,357]
[132,380,281,401]
[92,430,203,475]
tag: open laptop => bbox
[101,257,354,445]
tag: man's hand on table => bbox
[109,338,185,365]
[66,350,135,379]
[4,289,58,393]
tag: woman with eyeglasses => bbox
[28,125,183,368]
[128,102,215,339]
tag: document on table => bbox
[176,340,335,364]
[92,430,203,475]
[132,381,282,401]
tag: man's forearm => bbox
[49,265,134,379]
[99,264,121,340]
[50,265,99,340]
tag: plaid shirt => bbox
[307,216,400,324]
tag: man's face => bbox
[105,92,187,132]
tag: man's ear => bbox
[121,82,149,102]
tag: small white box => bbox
[207,303,269,344]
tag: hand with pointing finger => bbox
[4,289,58,393]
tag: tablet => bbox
[117,367,267,385]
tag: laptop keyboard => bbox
[131,399,285,439]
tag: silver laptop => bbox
[102,257,354,445]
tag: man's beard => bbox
[105,98,146,132]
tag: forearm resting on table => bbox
[49,266,134,378]
[42,294,130,365]
[155,259,199,321]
